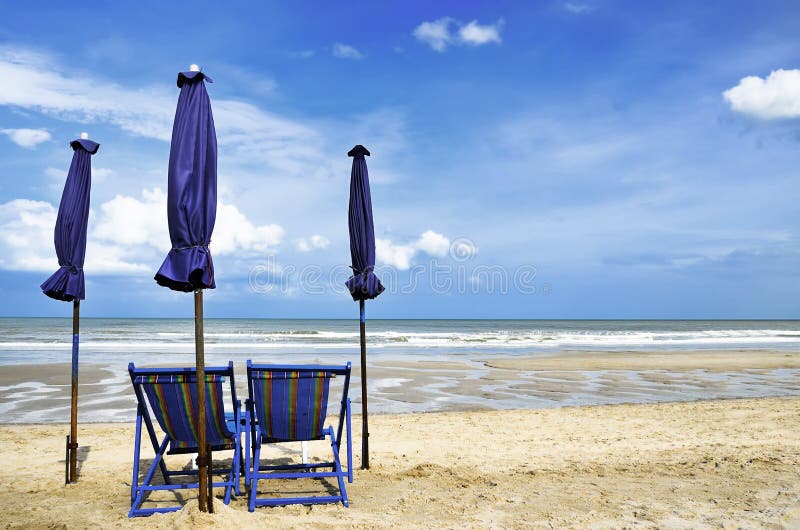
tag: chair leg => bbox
[248,443,261,512]
[244,416,250,496]
[131,413,142,504]
[346,398,353,483]
[225,442,240,503]
[237,446,245,496]
[234,439,242,497]
[329,427,349,507]
[129,435,170,517]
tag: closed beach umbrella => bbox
[40,133,99,484]
[154,64,217,512]
[345,144,384,469]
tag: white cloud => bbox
[92,187,285,256]
[44,166,64,180]
[458,20,503,46]
[0,48,174,140]
[310,234,330,249]
[0,198,150,274]
[92,188,167,249]
[332,43,364,60]
[563,2,594,14]
[0,127,51,148]
[376,230,469,270]
[413,18,454,52]
[0,46,326,178]
[296,234,330,252]
[413,18,503,52]
[416,230,450,256]
[723,69,800,119]
[376,239,418,270]
[91,167,114,183]
[0,187,287,275]
[213,201,285,255]
[0,199,58,272]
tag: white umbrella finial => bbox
[189,64,200,72]
[80,132,89,140]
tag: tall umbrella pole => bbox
[359,300,369,469]
[194,290,209,511]
[67,299,79,483]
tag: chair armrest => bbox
[234,399,243,429]
[244,399,261,448]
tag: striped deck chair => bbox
[245,361,353,510]
[128,362,242,517]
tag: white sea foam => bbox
[2,327,800,355]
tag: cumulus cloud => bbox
[0,127,51,148]
[376,239,418,270]
[0,198,150,273]
[458,20,503,46]
[0,199,59,271]
[213,201,285,255]
[332,43,364,60]
[92,188,167,249]
[723,69,800,119]
[376,230,471,270]
[0,188,286,275]
[415,230,450,256]
[296,234,330,252]
[413,18,503,52]
[413,18,454,52]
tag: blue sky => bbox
[0,1,799,318]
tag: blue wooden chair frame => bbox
[245,361,353,510]
[128,362,243,517]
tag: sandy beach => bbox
[1,346,799,528]
[0,396,798,528]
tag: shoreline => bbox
[1,396,798,527]
[2,349,799,423]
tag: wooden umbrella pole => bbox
[194,290,209,512]
[67,299,80,483]
[359,300,369,470]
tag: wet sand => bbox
[1,350,799,422]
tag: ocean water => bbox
[1,318,800,366]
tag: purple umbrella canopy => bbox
[153,66,217,512]
[345,144,384,470]
[40,138,99,301]
[346,145,385,301]
[40,135,99,484]
[154,69,217,292]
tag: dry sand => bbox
[1,396,799,529]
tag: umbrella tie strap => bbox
[68,441,78,449]
[350,266,374,276]
[59,265,83,273]
[172,243,210,251]
[195,455,209,467]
